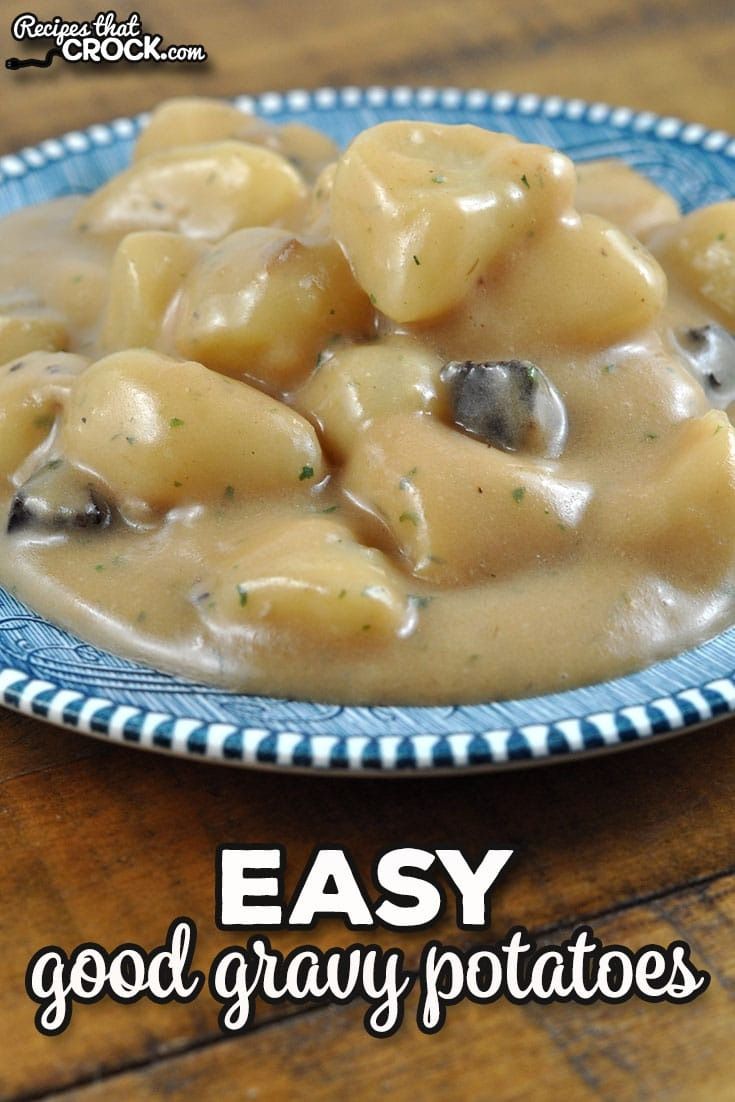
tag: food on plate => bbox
[1,97,734,704]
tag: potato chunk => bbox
[59,349,325,510]
[174,228,374,389]
[134,98,339,182]
[101,232,204,353]
[599,410,735,582]
[75,142,308,243]
[294,335,448,460]
[344,414,590,585]
[133,97,275,161]
[204,515,410,641]
[575,160,680,239]
[0,351,86,485]
[0,315,67,364]
[331,120,576,323]
[651,202,735,326]
[431,213,666,351]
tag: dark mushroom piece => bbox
[673,324,735,409]
[7,460,112,534]
[440,359,568,458]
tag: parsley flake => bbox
[169,417,185,429]
[236,584,248,607]
[511,487,526,504]
[299,465,314,481]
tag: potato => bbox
[204,515,410,641]
[0,315,67,364]
[174,228,374,389]
[430,213,666,351]
[75,141,308,243]
[650,201,735,325]
[344,413,589,585]
[575,160,680,239]
[59,349,325,510]
[133,97,275,161]
[295,335,449,460]
[101,232,204,353]
[274,123,340,183]
[331,120,576,323]
[134,98,339,182]
[0,351,86,484]
[598,410,735,582]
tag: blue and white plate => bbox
[2,87,735,773]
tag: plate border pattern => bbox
[1,664,734,771]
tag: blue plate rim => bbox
[2,84,735,774]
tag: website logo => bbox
[6,11,207,69]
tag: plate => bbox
[2,87,735,773]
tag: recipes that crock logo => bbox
[5,11,207,70]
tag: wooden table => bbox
[1,1,734,1098]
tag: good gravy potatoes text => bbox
[25,846,710,1036]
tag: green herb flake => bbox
[320,504,339,513]
[362,624,371,631]
[413,255,421,266]
[299,465,315,481]
[126,436,136,445]
[338,589,347,599]
[224,484,235,500]
[511,486,526,504]
[431,174,446,184]
[236,584,248,608]
[369,293,377,305]
[603,363,616,373]
[399,510,419,526]
[717,232,727,241]
[169,417,185,429]
[173,480,183,488]
[94,564,104,573]
[644,432,659,441]
[136,610,147,623]
[520,173,530,189]
[45,459,63,472]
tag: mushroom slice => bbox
[673,324,735,409]
[440,358,568,458]
[7,460,111,534]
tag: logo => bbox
[6,11,207,69]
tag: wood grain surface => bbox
[1,1,734,1099]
